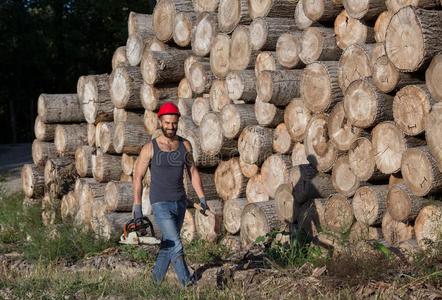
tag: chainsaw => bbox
[119,216,161,245]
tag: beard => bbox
[161,126,177,138]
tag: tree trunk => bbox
[32,140,57,166]
[372,121,426,175]
[97,122,117,154]
[291,142,308,166]
[210,33,231,79]
[260,154,292,198]
[143,110,160,135]
[181,209,196,242]
[34,116,56,142]
[388,183,431,222]
[338,44,375,93]
[257,70,302,106]
[200,112,238,156]
[275,33,303,69]
[297,198,327,234]
[344,79,393,129]
[220,103,257,139]
[299,27,342,65]
[348,222,382,243]
[98,212,138,241]
[246,173,269,203]
[393,84,434,136]
[41,193,61,226]
[141,49,192,84]
[294,0,314,30]
[77,180,107,230]
[54,124,88,156]
[109,66,143,110]
[44,157,77,199]
[382,212,414,245]
[104,181,133,212]
[153,0,194,42]
[87,124,96,147]
[272,123,293,154]
[348,137,382,182]
[334,10,375,50]
[126,35,166,67]
[254,51,281,77]
[195,199,223,242]
[141,83,178,112]
[121,154,137,176]
[248,0,299,19]
[274,183,296,223]
[302,61,342,113]
[178,78,194,99]
[93,150,122,183]
[214,157,248,201]
[61,191,78,222]
[250,17,298,51]
[229,26,257,71]
[414,204,442,250]
[209,79,231,112]
[193,0,220,13]
[21,164,45,198]
[324,194,354,234]
[113,108,144,125]
[38,93,84,123]
[402,146,442,197]
[238,125,273,165]
[385,7,442,72]
[425,103,442,172]
[173,12,196,47]
[374,11,392,43]
[331,155,361,197]
[128,12,154,37]
[192,12,218,57]
[328,102,361,151]
[112,46,129,70]
[189,60,215,94]
[239,160,258,178]
[352,185,388,226]
[304,114,338,172]
[385,0,440,14]
[343,0,386,20]
[192,95,211,126]
[113,122,150,154]
[225,70,256,102]
[426,53,442,102]
[218,0,251,33]
[75,145,94,178]
[303,0,343,22]
[240,200,283,246]
[223,197,247,234]
[292,164,335,204]
[82,74,113,124]
[283,98,312,143]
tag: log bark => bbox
[113,122,150,154]
[121,154,137,176]
[334,10,375,50]
[128,12,154,37]
[353,185,388,226]
[402,146,442,197]
[193,0,219,12]
[44,157,77,199]
[372,55,424,93]
[225,70,256,102]
[141,83,178,112]
[191,95,211,126]
[215,157,248,201]
[105,181,133,212]
[385,7,442,72]
[21,164,45,198]
[223,198,247,234]
[113,108,144,125]
[209,79,231,112]
[173,12,196,47]
[272,123,293,154]
[87,124,96,147]
[93,150,123,183]
[292,164,335,204]
[192,12,218,57]
[229,26,257,71]
[301,61,343,113]
[75,145,94,178]
[34,116,56,142]
[254,98,284,128]
[184,168,219,202]
[32,140,57,166]
[143,110,160,135]
[112,46,129,70]
[200,112,238,157]
[54,124,88,156]
[284,98,312,142]
[275,33,303,69]
[189,60,215,94]
[153,0,194,42]
[141,49,192,84]
[260,154,292,198]
[246,173,269,203]
[414,204,442,250]
[331,155,361,197]
[343,78,393,129]
[97,122,117,154]
[221,103,257,139]
[257,70,302,106]
[382,212,414,245]
[374,11,392,43]
[426,53,442,102]
[238,125,273,165]
[38,93,84,123]
[328,102,361,151]
[209,33,231,79]
[372,122,426,175]
[249,17,298,51]
[425,102,442,172]
[348,222,382,243]
[385,0,440,13]
[388,183,431,222]
[254,51,281,77]
[239,160,258,178]
[218,0,251,33]
[82,74,113,124]
[248,0,299,19]
[304,114,338,172]
[302,0,344,22]
[294,0,314,29]
[299,27,342,65]
[393,84,434,136]
[195,199,223,242]
[343,0,386,20]
[323,194,354,234]
[110,66,143,110]
[98,212,139,241]
[240,200,283,246]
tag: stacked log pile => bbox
[22,0,442,253]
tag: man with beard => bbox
[132,102,208,287]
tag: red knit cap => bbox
[157,102,180,118]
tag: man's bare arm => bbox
[133,142,152,205]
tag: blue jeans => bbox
[151,200,192,287]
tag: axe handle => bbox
[193,203,215,216]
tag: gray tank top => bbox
[149,136,190,204]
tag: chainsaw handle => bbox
[193,203,215,216]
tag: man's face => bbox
[160,114,179,138]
